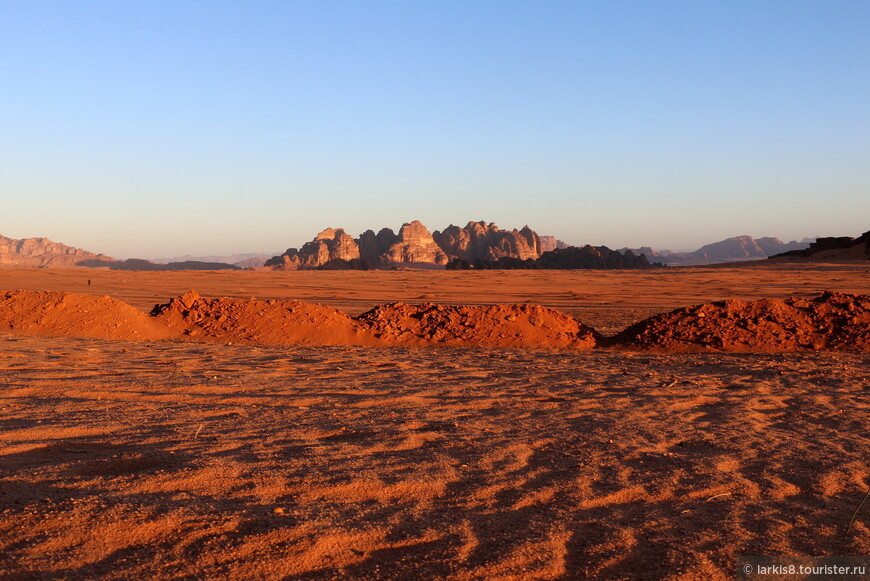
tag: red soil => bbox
[0,290,171,341]
[614,291,870,352]
[357,302,599,349]
[2,288,868,352]
[149,290,377,346]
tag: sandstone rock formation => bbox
[383,221,448,265]
[357,228,399,264]
[0,234,114,268]
[433,222,541,263]
[266,220,649,270]
[266,228,359,270]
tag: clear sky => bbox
[2,1,868,258]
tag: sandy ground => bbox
[2,263,868,334]
[1,265,869,579]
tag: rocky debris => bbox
[771,230,870,261]
[150,290,376,345]
[433,221,541,263]
[356,302,599,349]
[0,234,114,268]
[613,291,870,352]
[0,290,171,340]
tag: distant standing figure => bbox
[87,279,91,286]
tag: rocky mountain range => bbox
[152,253,274,268]
[622,235,813,265]
[265,221,578,270]
[5,227,842,270]
[0,234,114,268]
[0,233,244,270]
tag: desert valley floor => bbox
[1,264,869,580]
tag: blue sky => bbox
[1,1,868,258]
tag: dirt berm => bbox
[0,290,172,341]
[612,291,870,352]
[357,302,600,349]
[149,289,378,346]
[2,289,868,351]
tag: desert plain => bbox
[1,263,869,580]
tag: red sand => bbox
[1,337,868,580]
[0,290,171,341]
[149,289,377,346]
[1,270,869,579]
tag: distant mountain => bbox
[0,233,262,270]
[266,221,648,270]
[769,230,870,261]
[152,253,274,268]
[0,234,114,268]
[539,236,569,252]
[77,258,242,271]
[623,235,813,265]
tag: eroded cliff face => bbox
[433,221,541,262]
[265,228,359,270]
[357,228,398,264]
[267,221,555,269]
[383,221,448,265]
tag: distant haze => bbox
[1,2,867,258]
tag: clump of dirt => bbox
[0,290,172,341]
[150,290,378,345]
[613,291,870,352]
[356,302,599,349]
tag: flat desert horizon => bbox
[1,264,869,579]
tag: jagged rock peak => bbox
[267,221,560,270]
[386,221,448,265]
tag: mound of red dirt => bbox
[356,302,599,349]
[613,291,870,352]
[0,290,172,341]
[150,290,378,346]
